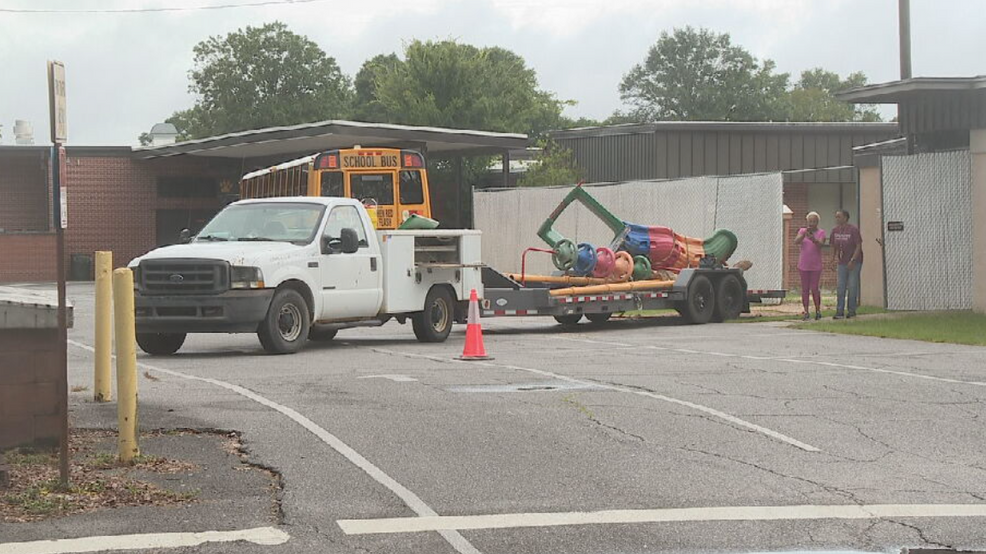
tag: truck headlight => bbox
[230,266,265,289]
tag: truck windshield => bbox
[195,202,326,245]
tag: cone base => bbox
[458,355,494,361]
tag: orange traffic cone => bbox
[459,289,491,360]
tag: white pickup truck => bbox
[128,197,482,355]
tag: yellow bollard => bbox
[112,268,139,462]
[94,251,113,402]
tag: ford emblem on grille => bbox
[169,273,185,283]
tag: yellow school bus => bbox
[239,147,433,229]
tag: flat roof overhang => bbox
[837,76,986,103]
[133,119,529,160]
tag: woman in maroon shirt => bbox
[831,209,863,318]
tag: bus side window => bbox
[399,170,424,204]
[320,172,344,197]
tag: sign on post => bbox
[48,61,67,143]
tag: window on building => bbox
[156,176,218,198]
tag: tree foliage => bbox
[619,27,789,122]
[517,140,584,187]
[619,27,881,123]
[786,68,882,122]
[166,22,353,139]
[365,40,567,136]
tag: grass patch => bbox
[794,311,986,346]
[4,448,55,467]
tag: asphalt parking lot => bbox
[42,283,986,552]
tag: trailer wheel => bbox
[585,312,612,324]
[681,275,715,324]
[308,326,338,342]
[554,314,583,326]
[412,287,454,343]
[258,289,311,354]
[136,332,186,356]
[712,275,744,322]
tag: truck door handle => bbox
[370,257,377,272]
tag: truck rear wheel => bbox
[136,332,186,356]
[553,314,583,326]
[681,275,715,324]
[712,274,744,322]
[258,289,311,354]
[412,287,454,343]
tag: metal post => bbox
[502,150,511,188]
[113,268,139,463]
[56,178,69,487]
[94,251,113,402]
[455,156,464,228]
[899,0,912,79]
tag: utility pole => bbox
[899,0,912,79]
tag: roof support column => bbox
[502,150,510,187]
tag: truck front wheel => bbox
[258,289,311,354]
[136,332,186,356]
[412,287,454,343]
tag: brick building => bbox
[551,122,900,290]
[0,121,527,283]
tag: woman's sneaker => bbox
[802,313,811,321]
[833,313,845,320]
[815,312,822,321]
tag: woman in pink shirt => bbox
[795,211,826,321]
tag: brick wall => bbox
[0,152,49,233]
[0,329,61,449]
[63,156,237,274]
[784,182,838,291]
[0,234,57,283]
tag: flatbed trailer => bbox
[480,266,785,325]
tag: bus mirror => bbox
[178,229,192,244]
[341,228,359,254]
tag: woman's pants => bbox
[800,269,821,312]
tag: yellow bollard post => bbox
[112,268,139,462]
[94,251,113,402]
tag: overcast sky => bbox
[1,0,983,146]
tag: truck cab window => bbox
[320,172,344,197]
[322,205,368,248]
[349,173,395,205]
[399,170,424,204]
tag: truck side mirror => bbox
[178,228,192,244]
[341,228,360,254]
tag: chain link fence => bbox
[474,173,784,291]
[882,150,972,310]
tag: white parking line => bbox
[337,503,986,535]
[67,340,482,554]
[556,336,986,388]
[371,348,820,453]
[0,527,288,554]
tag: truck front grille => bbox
[139,260,228,294]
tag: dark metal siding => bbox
[556,127,899,185]
[899,92,986,136]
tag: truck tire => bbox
[412,287,454,343]
[258,289,311,354]
[680,275,715,324]
[553,314,583,326]
[136,332,186,356]
[712,274,744,322]
[585,312,612,324]
[309,327,338,342]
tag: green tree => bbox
[785,68,882,122]
[353,53,401,122]
[162,22,353,139]
[619,27,790,122]
[369,40,566,136]
[518,140,584,187]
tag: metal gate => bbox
[882,150,972,310]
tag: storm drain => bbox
[447,380,604,393]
